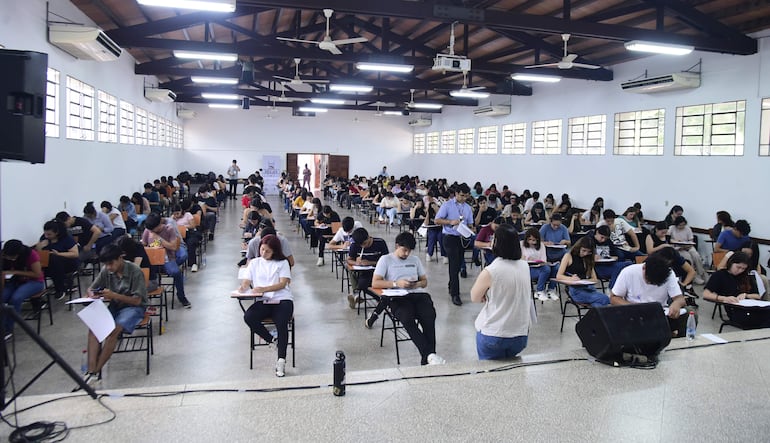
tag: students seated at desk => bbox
[346,228,389,308]
[711,210,734,241]
[520,227,558,301]
[667,216,707,284]
[556,237,609,307]
[2,240,45,339]
[83,245,147,385]
[240,235,294,377]
[245,221,295,268]
[539,214,571,263]
[475,217,504,266]
[703,252,770,329]
[474,195,498,227]
[314,205,341,266]
[378,192,401,226]
[141,213,191,308]
[471,224,533,360]
[581,205,602,227]
[524,202,547,226]
[610,251,688,322]
[589,225,631,289]
[171,204,202,273]
[715,219,752,255]
[664,205,684,227]
[654,247,698,298]
[597,209,643,262]
[101,201,127,239]
[55,211,102,262]
[35,220,79,300]
[370,232,444,365]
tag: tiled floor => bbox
[3,192,764,440]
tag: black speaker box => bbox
[575,303,672,362]
[0,49,48,164]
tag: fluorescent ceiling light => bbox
[411,103,443,110]
[450,89,490,99]
[310,98,346,105]
[624,40,694,56]
[356,62,414,73]
[173,50,238,62]
[329,84,374,93]
[138,0,236,12]
[383,111,404,116]
[191,76,239,85]
[208,103,239,109]
[511,73,561,83]
[298,107,328,113]
[201,92,239,100]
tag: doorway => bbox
[286,153,349,194]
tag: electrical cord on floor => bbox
[5,333,770,437]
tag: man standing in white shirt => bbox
[227,160,241,201]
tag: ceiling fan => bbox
[276,9,368,55]
[270,82,305,103]
[450,71,489,98]
[274,58,329,85]
[525,34,601,70]
[404,89,417,108]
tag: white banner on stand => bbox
[262,155,282,195]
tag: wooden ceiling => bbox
[69,0,769,112]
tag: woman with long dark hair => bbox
[521,228,558,301]
[240,235,294,377]
[556,236,609,306]
[2,240,45,338]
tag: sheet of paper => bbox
[701,333,728,344]
[738,299,770,308]
[352,265,375,270]
[546,244,567,249]
[76,300,116,343]
[662,307,688,316]
[382,289,409,296]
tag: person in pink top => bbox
[2,240,45,339]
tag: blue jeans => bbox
[530,264,557,292]
[595,261,632,290]
[476,331,528,360]
[164,246,189,304]
[612,247,645,262]
[426,228,445,257]
[3,280,45,332]
[568,285,610,307]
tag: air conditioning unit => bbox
[408,118,432,127]
[473,105,510,117]
[145,88,177,103]
[621,72,700,94]
[177,109,197,119]
[48,24,122,61]
[432,54,471,73]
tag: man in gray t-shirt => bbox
[368,232,445,366]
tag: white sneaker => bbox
[426,254,432,262]
[275,358,286,377]
[191,264,198,272]
[547,289,559,300]
[427,353,446,365]
[442,257,449,264]
[316,257,324,266]
[536,291,548,301]
[694,276,705,285]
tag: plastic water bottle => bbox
[333,350,346,397]
[686,311,696,341]
[80,349,88,374]
[202,252,207,267]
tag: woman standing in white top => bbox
[470,224,533,360]
[240,235,293,377]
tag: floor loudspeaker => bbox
[575,303,671,362]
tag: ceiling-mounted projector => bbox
[432,54,471,73]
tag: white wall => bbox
[183,105,413,179]
[417,33,770,242]
[0,0,183,244]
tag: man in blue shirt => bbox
[435,183,475,306]
[715,219,751,254]
[539,214,571,262]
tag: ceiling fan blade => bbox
[304,79,330,84]
[273,75,294,82]
[571,63,601,70]
[276,37,319,45]
[331,37,368,45]
[525,63,560,69]
[564,54,578,63]
[467,86,486,91]
[327,45,342,55]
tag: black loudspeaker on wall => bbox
[0,49,48,164]
[575,303,672,362]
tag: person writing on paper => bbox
[556,237,610,307]
[2,240,45,340]
[346,228,389,309]
[369,232,444,365]
[240,235,294,377]
[539,214,571,262]
[471,224,533,360]
[520,228,558,301]
[703,252,761,303]
[83,244,147,384]
[610,251,688,324]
